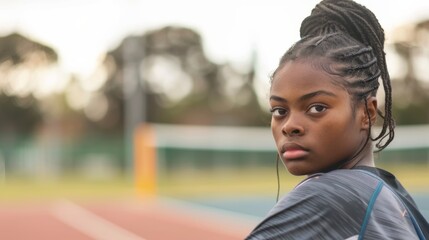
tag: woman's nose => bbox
[281,113,305,137]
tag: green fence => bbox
[0,135,125,178]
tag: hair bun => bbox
[300,0,384,47]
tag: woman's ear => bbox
[361,97,377,129]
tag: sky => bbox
[1,0,429,98]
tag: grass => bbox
[158,167,302,198]
[0,176,135,203]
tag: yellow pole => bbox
[134,124,156,196]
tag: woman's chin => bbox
[285,162,318,176]
[286,166,311,176]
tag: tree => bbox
[0,33,58,135]
[98,26,268,131]
[390,20,429,124]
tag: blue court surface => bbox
[183,193,429,222]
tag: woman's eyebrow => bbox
[269,95,287,102]
[269,90,337,103]
[299,90,337,101]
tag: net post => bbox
[134,123,156,196]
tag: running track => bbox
[0,198,257,240]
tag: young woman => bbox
[246,0,429,239]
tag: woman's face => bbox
[270,61,368,176]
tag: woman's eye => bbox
[270,108,287,117]
[308,104,327,114]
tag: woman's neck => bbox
[342,145,375,169]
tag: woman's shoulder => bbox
[247,170,375,239]
[293,168,380,195]
[247,169,421,239]
[268,169,386,219]
[270,169,376,217]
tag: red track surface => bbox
[0,198,255,240]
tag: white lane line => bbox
[50,200,146,240]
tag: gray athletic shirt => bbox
[246,168,426,240]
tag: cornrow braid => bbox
[272,0,395,151]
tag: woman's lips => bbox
[283,149,309,159]
[281,143,309,160]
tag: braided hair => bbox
[272,0,395,151]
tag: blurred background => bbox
[0,0,429,238]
